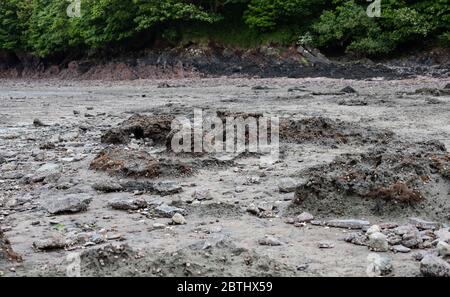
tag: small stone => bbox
[435,227,450,243]
[412,251,426,261]
[392,245,411,253]
[408,217,442,230]
[295,212,314,223]
[153,181,182,195]
[326,219,370,229]
[367,232,389,252]
[366,253,392,276]
[366,225,381,235]
[340,86,357,93]
[278,178,298,193]
[33,236,66,250]
[32,163,62,183]
[154,204,186,218]
[258,235,283,246]
[246,204,260,215]
[192,188,213,201]
[318,241,334,249]
[436,241,450,257]
[33,118,47,127]
[108,197,147,211]
[43,194,92,214]
[344,232,367,246]
[172,213,186,225]
[152,223,166,230]
[93,180,123,192]
[420,255,450,277]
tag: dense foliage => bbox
[0,0,448,57]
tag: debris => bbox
[192,188,213,201]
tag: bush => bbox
[310,0,435,56]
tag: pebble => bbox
[295,212,314,223]
[258,235,284,246]
[172,213,187,225]
[392,245,411,253]
[326,219,370,229]
[318,241,334,249]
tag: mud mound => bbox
[294,140,450,220]
[280,117,394,146]
[90,148,192,178]
[0,230,22,263]
[102,114,175,145]
[76,240,295,277]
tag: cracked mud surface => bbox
[0,76,449,276]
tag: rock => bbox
[340,86,357,93]
[152,223,166,230]
[386,233,402,245]
[326,219,371,229]
[393,225,423,248]
[32,163,62,183]
[101,128,130,144]
[436,241,450,257]
[412,251,426,261]
[108,197,147,211]
[366,253,393,276]
[0,231,22,262]
[420,255,450,277]
[33,118,48,127]
[435,227,450,243]
[192,188,213,201]
[344,232,367,246]
[366,225,381,235]
[0,155,5,164]
[444,83,450,89]
[318,241,334,249]
[154,204,186,218]
[172,213,186,225]
[153,181,182,195]
[246,204,260,215]
[33,235,66,250]
[392,245,411,253]
[258,235,283,246]
[278,178,298,193]
[43,194,92,214]
[408,217,442,230]
[295,212,314,223]
[92,180,123,192]
[367,232,389,252]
